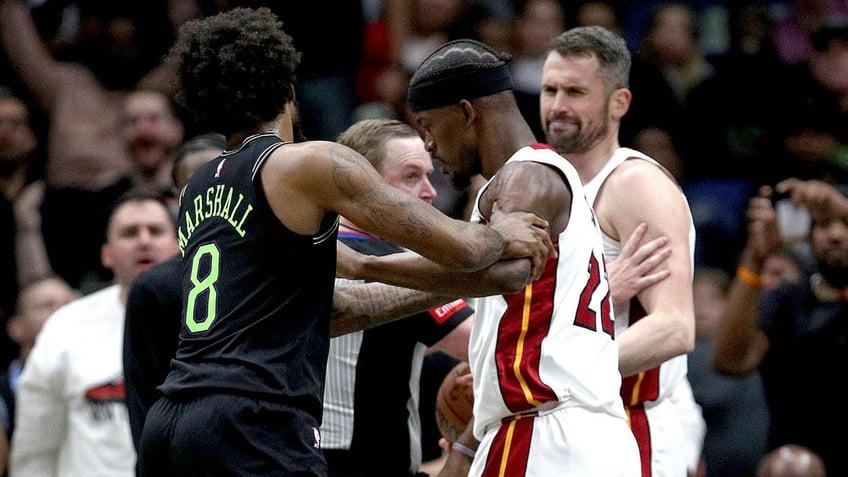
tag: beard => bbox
[544,108,609,155]
[289,97,308,143]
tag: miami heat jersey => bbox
[582,147,696,407]
[467,145,626,438]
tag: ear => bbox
[7,315,23,343]
[459,99,477,128]
[609,88,631,121]
[101,242,113,270]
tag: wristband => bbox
[451,442,476,459]
[736,266,762,288]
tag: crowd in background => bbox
[1,0,847,476]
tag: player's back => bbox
[469,145,625,436]
[160,133,339,420]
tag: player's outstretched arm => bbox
[331,278,459,336]
[271,141,553,273]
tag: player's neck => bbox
[565,137,620,185]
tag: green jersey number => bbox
[185,243,220,332]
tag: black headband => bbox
[407,64,514,112]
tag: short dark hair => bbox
[406,39,514,112]
[548,26,631,92]
[166,7,301,136]
[171,132,226,185]
[105,188,172,241]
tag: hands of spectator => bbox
[745,186,783,264]
[13,180,44,233]
[776,177,848,223]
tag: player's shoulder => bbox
[607,155,679,192]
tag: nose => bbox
[420,177,437,202]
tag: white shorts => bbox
[470,405,640,477]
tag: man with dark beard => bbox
[713,178,848,477]
[539,26,698,477]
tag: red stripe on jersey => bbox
[627,404,653,477]
[620,299,660,405]
[528,143,557,152]
[496,248,559,413]
[429,299,468,324]
[480,414,535,477]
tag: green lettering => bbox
[228,194,245,228]
[222,189,233,220]
[193,195,205,225]
[235,204,253,237]
[213,185,225,216]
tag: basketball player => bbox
[137,8,554,477]
[347,39,640,476]
[540,26,697,477]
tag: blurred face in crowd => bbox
[760,253,802,289]
[122,91,184,177]
[810,37,848,95]
[101,198,178,290]
[810,215,848,287]
[0,96,37,174]
[378,136,437,204]
[7,277,79,356]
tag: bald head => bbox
[757,445,826,477]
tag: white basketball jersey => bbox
[468,145,626,438]
[582,147,696,405]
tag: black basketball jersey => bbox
[159,133,339,422]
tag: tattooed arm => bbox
[331,279,458,337]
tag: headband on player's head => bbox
[407,39,514,113]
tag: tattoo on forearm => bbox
[331,281,454,336]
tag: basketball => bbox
[435,361,474,442]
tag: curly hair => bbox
[166,7,301,136]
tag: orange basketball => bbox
[435,361,474,442]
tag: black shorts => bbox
[138,393,326,476]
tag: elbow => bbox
[489,259,531,295]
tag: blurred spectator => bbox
[510,0,565,141]
[713,179,848,476]
[0,276,79,441]
[639,2,714,106]
[679,3,794,271]
[0,0,184,294]
[582,1,685,178]
[0,87,40,366]
[246,1,365,141]
[573,0,627,32]
[9,190,179,476]
[21,89,183,294]
[774,16,848,185]
[688,266,770,477]
[771,0,848,66]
